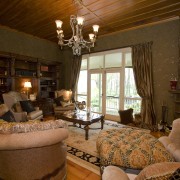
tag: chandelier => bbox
[55,4,99,56]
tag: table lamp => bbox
[24,81,32,98]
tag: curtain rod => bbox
[82,41,153,55]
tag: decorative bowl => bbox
[75,101,86,111]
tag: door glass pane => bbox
[91,74,102,113]
[105,53,122,68]
[89,56,103,69]
[124,68,141,113]
[106,72,120,116]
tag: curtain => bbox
[132,42,157,130]
[69,55,82,101]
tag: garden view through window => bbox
[76,47,141,121]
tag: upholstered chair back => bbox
[169,118,180,149]
[55,89,72,102]
[3,91,28,109]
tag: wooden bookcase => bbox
[0,53,61,102]
[0,57,11,103]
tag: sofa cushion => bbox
[97,128,175,169]
[20,100,35,113]
[0,119,67,134]
[0,110,16,122]
[136,162,180,180]
[54,105,75,111]
[54,96,63,106]
[60,101,72,107]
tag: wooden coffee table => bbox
[56,110,104,140]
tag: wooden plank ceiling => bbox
[0,0,179,43]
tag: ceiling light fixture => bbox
[55,0,99,56]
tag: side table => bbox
[31,98,54,116]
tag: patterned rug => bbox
[65,120,130,175]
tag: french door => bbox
[89,69,121,121]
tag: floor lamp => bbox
[24,81,32,98]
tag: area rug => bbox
[65,120,150,175]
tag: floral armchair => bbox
[54,89,75,117]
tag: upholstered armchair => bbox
[118,108,141,127]
[0,119,68,180]
[3,91,43,122]
[54,89,75,117]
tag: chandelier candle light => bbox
[55,16,99,56]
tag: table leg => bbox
[84,125,89,140]
[101,116,105,129]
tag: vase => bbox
[170,80,178,90]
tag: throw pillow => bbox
[136,162,180,180]
[118,108,134,125]
[60,101,71,107]
[54,96,62,106]
[20,100,35,113]
[0,110,16,122]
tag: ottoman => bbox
[96,128,174,171]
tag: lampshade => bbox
[77,16,84,25]
[24,81,32,88]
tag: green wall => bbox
[63,19,180,124]
[0,25,62,62]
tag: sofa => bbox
[3,91,43,121]
[54,89,75,117]
[0,119,68,180]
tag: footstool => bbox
[96,128,174,171]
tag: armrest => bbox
[34,107,39,111]
[102,166,130,180]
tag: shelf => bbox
[175,101,180,103]
[14,76,37,78]
[169,90,180,94]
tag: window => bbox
[77,48,141,120]
[77,58,87,102]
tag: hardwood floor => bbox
[67,160,100,180]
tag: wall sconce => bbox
[24,81,32,98]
